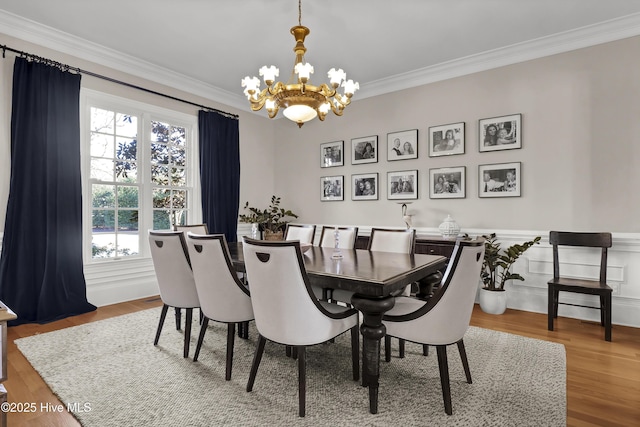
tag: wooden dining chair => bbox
[148,230,200,358]
[547,231,613,341]
[382,238,485,415]
[284,224,316,244]
[185,233,254,379]
[242,238,359,417]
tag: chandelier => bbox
[241,0,359,127]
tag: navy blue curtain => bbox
[0,58,95,325]
[198,111,240,242]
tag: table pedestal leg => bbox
[351,295,395,415]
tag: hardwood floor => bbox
[4,298,640,426]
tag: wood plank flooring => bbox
[4,298,640,426]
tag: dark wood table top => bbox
[228,243,447,297]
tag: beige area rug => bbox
[16,308,566,426]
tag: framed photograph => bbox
[388,170,418,200]
[351,135,378,165]
[352,173,378,200]
[429,167,466,199]
[387,129,418,161]
[479,162,521,197]
[320,175,344,201]
[320,140,344,167]
[429,122,465,157]
[479,113,522,152]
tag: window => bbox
[83,90,198,262]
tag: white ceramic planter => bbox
[479,288,507,315]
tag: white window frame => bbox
[80,89,200,263]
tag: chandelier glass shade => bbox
[241,2,359,127]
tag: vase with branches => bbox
[238,195,298,239]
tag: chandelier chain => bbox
[298,0,302,26]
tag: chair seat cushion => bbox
[547,277,612,292]
[384,296,427,318]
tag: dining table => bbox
[228,242,448,414]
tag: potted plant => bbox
[238,195,298,240]
[479,233,541,314]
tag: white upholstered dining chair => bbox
[172,224,209,328]
[284,223,316,244]
[318,225,359,249]
[185,233,254,380]
[382,238,485,415]
[242,237,359,417]
[148,230,201,358]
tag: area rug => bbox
[15,308,566,426]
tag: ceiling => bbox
[1,0,640,113]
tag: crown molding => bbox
[2,9,640,110]
[358,12,640,99]
[0,9,247,112]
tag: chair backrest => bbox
[549,231,612,283]
[368,228,415,254]
[387,239,485,344]
[148,230,200,308]
[174,224,209,235]
[318,226,359,249]
[242,238,348,345]
[284,224,316,244]
[185,233,253,322]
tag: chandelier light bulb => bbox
[294,62,314,83]
[342,79,359,96]
[328,68,346,87]
[259,65,279,85]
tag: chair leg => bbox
[183,308,193,358]
[298,346,306,417]
[604,292,612,342]
[350,325,360,381]
[247,334,267,392]
[226,323,236,380]
[154,304,169,345]
[547,286,555,331]
[384,335,391,362]
[243,321,250,339]
[175,307,181,330]
[436,345,453,415]
[553,289,560,318]
[286,345,292,358]
[399,338,405,358]
[237,321,244,338]
[599,295,606,326]
[193,317,209,362]
[423,344,429,356]
[456,339,472,384]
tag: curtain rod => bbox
[0,44,239,119]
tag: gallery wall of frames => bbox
[320,113,522,202]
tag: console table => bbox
[0,301,16,427]
[355,234,457,258]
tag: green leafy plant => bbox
[481,233,541,291]
[238,195,298,233]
